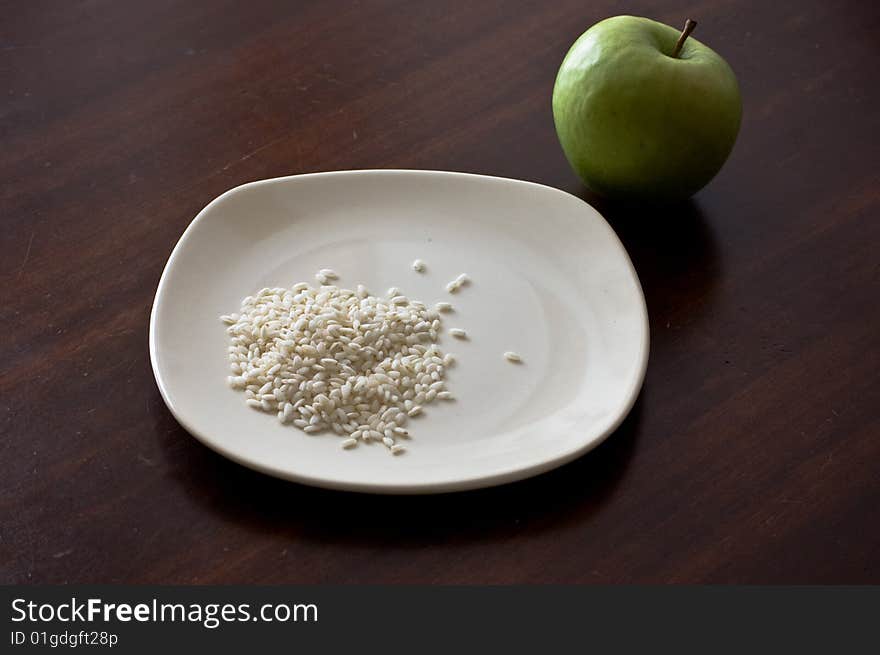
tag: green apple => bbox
[552,16,741,202]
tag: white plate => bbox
[150,170,648,493]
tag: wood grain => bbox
[2,0,878,583]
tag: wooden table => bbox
[3,0,878,584]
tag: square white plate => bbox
[150,170,648,493]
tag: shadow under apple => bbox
[572,186,723,350]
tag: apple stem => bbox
[671,19,697,58]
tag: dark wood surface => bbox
[3,0,879,584]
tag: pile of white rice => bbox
[220,282,455,454]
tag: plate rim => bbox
[149,169,650,494]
